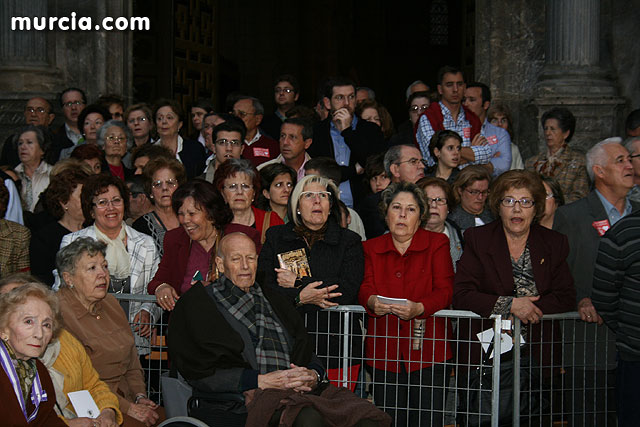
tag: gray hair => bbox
[623,136,640,154]
[96,119,134,151]
[288,174,340,227]
[383,144,412,176]
[380,182,429,227]
[235,95,264,116]
[56,237,107,287]
[13,124,49,156]
[356,87,376,101]
[406,80,427,100]
[586,137,623,182]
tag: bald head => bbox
[215,233,258,292]
[24,97,55,126]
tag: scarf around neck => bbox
[94,224,131,278]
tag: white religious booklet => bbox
[376,295,409,306]
[476,326,525,359]
[68,390,100,419]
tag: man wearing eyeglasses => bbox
[1,97,56,168]
[232,96,279,167]
[50,87,87,162]
[201,120,246,183]
[309,76,386,209]
[415,66,490,169]
[261,74,300,140]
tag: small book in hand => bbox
[277,248,311,278]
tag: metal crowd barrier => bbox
[115,294,616,427]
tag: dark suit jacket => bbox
[356,191,387,239]
[553,190,640,302]
[178,138,207,179]
[0,358,66,426]
[309,118,386,207]
[453,220,576,372]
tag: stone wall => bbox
[0,0,132,144]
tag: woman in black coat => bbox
[258,174,365,390]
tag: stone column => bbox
[535,0,625,151]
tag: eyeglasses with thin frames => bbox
[152,179,178,189]
[500,198,535,208]
[395,158,428,168]
[224,183,253,193]
[93,197,124,209]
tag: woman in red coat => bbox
[358,182,454,427]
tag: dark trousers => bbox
[372,364,447,427]
[617,356,640,427]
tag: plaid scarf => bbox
[212,275,291,374]
[4,340,36,402]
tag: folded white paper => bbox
[476,328,525,358]
[68,390,100,419]
[376,296,409,306]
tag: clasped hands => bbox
[367,295,424,320]
[258,363,318,393]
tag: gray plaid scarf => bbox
[212,275,291,374]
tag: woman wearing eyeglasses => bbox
[453,170,575,421]
[97,120,134,181]
[213,159,283,244]
[449,165,494,232]
[258,174,364,390]
[132,157,186,255]
[125,104,155,148]
[417,176,464,271]
[54,174,160,356]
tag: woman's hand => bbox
[274,268,297,288]
[288,363,318,393]
[299,281,341,308]
[133,310,151,338]
[136,397,159,409]
[577,297,603,325]
[155,283,179,311]
[367,295,393,316]
[95,408,118,427]
[67,418,98,427]
[127,402,159,426]
[390,300,424,321]
[510,296,543,324]
[257,364,317,392]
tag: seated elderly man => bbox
[168,232,389,427]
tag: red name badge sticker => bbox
[253,147,270,157]
[487,135,499,145]
[592,219,610,236]
[463,127,471,139]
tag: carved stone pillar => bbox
[535,0,625,152]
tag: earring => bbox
[297,210,301,215]
[68,283,74,289]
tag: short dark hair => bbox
[365,152,387,181]
[80,174,131,225]
[466,82,491,103]
[323,76,356,100]
[626,109,640,132]
[233,96,264,116]
[142,157,187,196]
[406,91,431,109]
[96,94,125,111]
[44,169,90,220]
[154,99,185,123]
[130,144,174,165]
[191,98,214,113]
[212,158,261,194]
[59,87,87,107]
[304,157,341,184]
[274,74,300,94]
[212,120,246,143]
[171,179,233,230]
[282,117,313,140]
[488,170,546,221]
[255,163,297,211]
[27,97,54,114]
[540,107,576,143]
[77,104,111,133]
[437,66,464,86]
[125,175,146,196]
[70,142,105,163]
[429,130,462,160]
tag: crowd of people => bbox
[1,65,640,426]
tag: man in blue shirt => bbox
[462,82,512,176]
[309,77,385,208]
